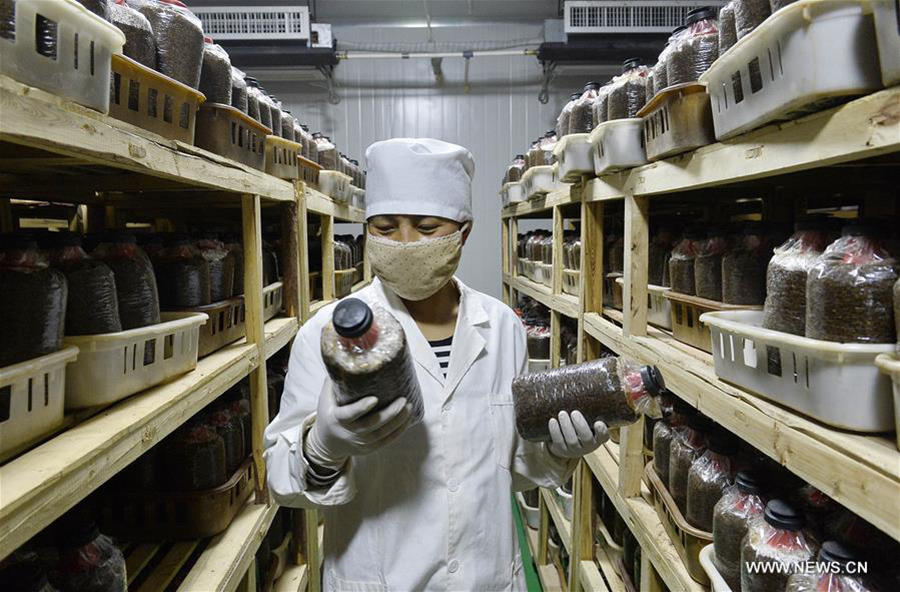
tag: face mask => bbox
[367,227,467,301]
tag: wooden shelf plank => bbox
[583,312,900,542]
[579,560,611,592]
[273,564,309,592]
[309,299,332,316]
[0,317,297,561]
[504,274,579,319]
[177,499,279,592]
[304,185,365,222]
[586,87,900,201]
[0,75,295,202]
[541,488,573,555]
[134,541,200,592]
[585,444,703,592]
[501,185,576,219]
[525,526,564,592]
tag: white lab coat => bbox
[264,277,575,592]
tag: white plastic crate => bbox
[522,165,557,199]
[0,0,124,113]
[562,269,581,297]
[515,492,540,529]
[64,312,207,409]
[701,310,895,432]
[553,133,594,182]
[528,359,551,373]
[700,0,884,141]
[871,0,900,87]
[589,118,648,175]
[556,486,574,520]
[875,353,900,450]
[263,281,284,321]
[535,262,553,287]
[501,182,526,207]
[699,545,733,592]
[318,171,352,203]
[0,347,79,461]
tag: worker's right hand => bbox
[304,382,413,470]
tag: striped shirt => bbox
[429,336,452,378]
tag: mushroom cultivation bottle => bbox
[668,228,705,295]
[668,413,711,515]
[712,470,766,591]
[741,500,815,592]
[653,399,692,489]
[718,1,738,54]
[762,219,831,336]
[195,234,235,302]
[50,516,127,592]
[230,67,249,113]
[805,223,898,344]
[686,428,737,530]
[0,236,67,367]
[93,233,160,330]
[164,419,227,490]
[722,222,771,305]
[198,38,232,105]
[154,235,210,308]
[321,298,424,423]
[109,1,156,69]
[695,226,729,301]
[511,356,665,442]
[245,76,263,123]
[568,82,602,135]
[49,234,121,336]
[607,58,650,120]
[785,541,878,592]
[556,93,582,139]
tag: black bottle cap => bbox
[735,470,764,496]
[688,414,713,433]
[333,298,374,338]
[708,428,738,455]
[585,81,601,91]
[102,232,137,244]
[570,92,582,100]
[818,540,857,568]
[301,124,309,131]
[764,499,804,531]
[685,7,717,25]
[515,154,525,159]
[545,130,556,137]
[640,365,666,396]
[671,25,688,36]
[622,57,642,73]
[313,132,323,138]
[244,76,259,87]
[165,233,192,247]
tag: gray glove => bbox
[547,410,610,459]
[304,382,412,471]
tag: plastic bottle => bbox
[321,298,424,423]
[712,470,766,591]
[556,92,582,139]
[741,500,815,592]
[568,82,602,135]
[512,356,665,441]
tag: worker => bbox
[264,138,609,591]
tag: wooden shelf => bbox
[501,185,576,219]
[583,312,900,543]
[525,523,565,592]
[309,299,331,315]
[0,75,295,203]
[578,560,609,592]
[177,499,279,592]
[584,87,900,202]
[0,317,298,561]
[504,274,579,319]
[542,488,573,555]
[585,443,703,592]
[305,185,365,222]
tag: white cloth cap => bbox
[365,138,475,223]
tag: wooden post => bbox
[537,493,550,565]
[640,549,666,592]
[510,217,519,278]
[304,509,321,592]
[568,462,596,591]
[0,198,13,233]
[552,206,564,295]
[623,194,649,337]
[550,310,561,369]
[298,192,312,323]
[579,201,605,363]
[502,216,510,276]
[321,215,334,302]
[618,417,645,499]
[237,558,257,592]
[281,193,302,320]
[242,194,270,504]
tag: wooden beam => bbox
[537,492,550,566]
[618,419,645,499]
[304,510,321,592]
[242,194,269,503]
[552,205,564,296]
[321,215,334,302]
[622,195,648,338]
[282,196,303,320]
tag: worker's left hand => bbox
[547,411,609,459]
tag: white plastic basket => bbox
[528,359,551,373]
[699,545,732,592]
[0,347,79,461]
[516,492,540,529]
[553,133,595,182]
[589,118,648,175]
[63,312,207,409]
[875,353,900,450]
[0,0,125,113]
[562,269,581,297]
[871,0,900,87]
[522,165,557,199]
[556,487,574,521]
[701,310,895,432]
[700,0,884,141]
[535,262,553,287]
[318,171,353,203]
[501,181,526,207]
[263,281,284,321]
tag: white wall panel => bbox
[257,22,591,298]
